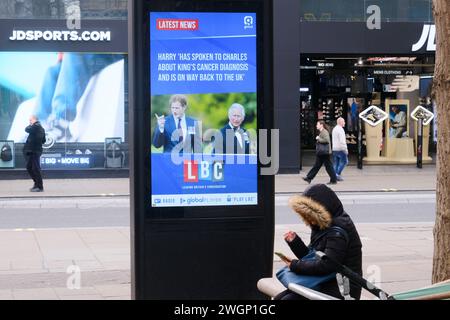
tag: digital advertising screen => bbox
[150,12,258,208]
[0,52,125,144]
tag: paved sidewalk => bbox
[0,227,131,300]
[277,164,436,193]
[0,164,436,300]
[0,178,130,198]
[0,222,434,300]
[0,165,436,198]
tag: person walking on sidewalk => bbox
[24,115,46,192]
[303,120,337,185]
[332,117,348,181]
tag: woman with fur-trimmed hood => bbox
[275,184,363,300]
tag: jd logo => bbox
[412,24,436,52]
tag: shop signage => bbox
[359,105,388,127]
[411,106,434,126]
[317,62,334,68]
[300,22,437,55]
[9,29,111,42]
[412,24,436,52]
[0,19,127,52]
[372,70,414,75]
[41,154,94,169]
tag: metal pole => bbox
[417,118,423,169]
[357,113,363,170]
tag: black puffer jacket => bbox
[287,184,363,299]
[24,121,46,154]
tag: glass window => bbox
[0,52,129,170]
[0,0,128,20]
[300,0,433,23]
[0,1,129,170]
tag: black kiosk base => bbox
[129,0,274,299]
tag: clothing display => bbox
[300,98,316,148]
[318,97,345,125]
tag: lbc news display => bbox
[150,12,258,207]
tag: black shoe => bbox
[327,181,337,185]
[30,187,44,192]
[302,177,312,184]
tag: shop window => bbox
[300,0,433,23]
[0,52,129,170]
[0,0,128,19]
[32,0,51,17]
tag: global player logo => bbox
[244,16,254,29]
[184,160,224,182]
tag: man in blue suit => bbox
[153,94,201,153]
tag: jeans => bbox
[333,151,348,176]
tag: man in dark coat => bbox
[24,115,46,192]
[275,184,363,300]
[215,103,251,155]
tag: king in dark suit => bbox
[215,103,252,155]
[153,95,202,153]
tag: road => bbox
[275,192,436,224]
[0,192,436,229]
[0,191,436,299]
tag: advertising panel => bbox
[149,12,258,207]
[0,52,125,144]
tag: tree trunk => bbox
[432,0,450,284]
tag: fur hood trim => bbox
[288,195,332,230]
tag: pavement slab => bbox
[0,165,438,300]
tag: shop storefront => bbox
[0,0,437,174]
[0,2,128,178]
[298,21,436,166]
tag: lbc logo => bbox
[184,161,224,182]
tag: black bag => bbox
[0,144,13,162]
[276,226,349,289]
[316,142,330,156]
[106,141,121,158]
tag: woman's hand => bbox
[284,231,297,243]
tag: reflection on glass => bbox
[0,0,128,19]
[300,0,433,23]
